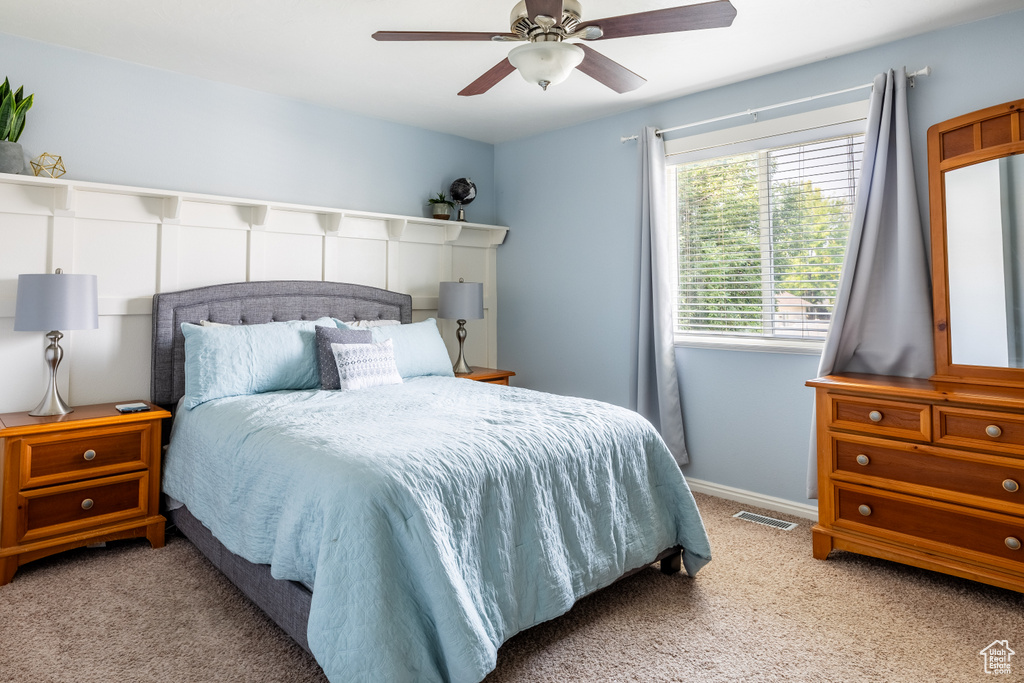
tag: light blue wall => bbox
[495,10,1024,505]
[0,32,496,223]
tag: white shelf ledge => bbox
[0,171,508,246]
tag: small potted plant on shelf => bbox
[428,191,454,220]
[0,77,34,174]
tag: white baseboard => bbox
[685,478,818,521]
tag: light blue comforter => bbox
[163,377,711,682]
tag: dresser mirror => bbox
[929,98,1024,385]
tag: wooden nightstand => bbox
[458,367,516,385]
[0,401,170,585]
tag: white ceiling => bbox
[1,0,1021,144]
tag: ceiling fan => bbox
[373,0,737,96]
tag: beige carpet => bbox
[2,492,1021,682]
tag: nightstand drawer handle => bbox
[868,410,883,423]
[1006,537,1021,551]
[858,504,872,516]
[986,424,1003,438]
[1004,479,1020,493]
[83,449,96,461]
[81,499,94,511]
[856,454,870,466]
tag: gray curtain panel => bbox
[806,68,934,498]
[637,126,689,464]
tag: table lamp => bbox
[14,269,99,416]
[438,278,484,375]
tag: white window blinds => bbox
[671,129,864,343]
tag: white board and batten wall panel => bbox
[0,174,508,414]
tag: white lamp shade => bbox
[508,42,584,89]
[438,281,484,320]
[14,273,99,331]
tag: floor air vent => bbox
[732,511,798,531]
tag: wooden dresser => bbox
[806,99,1024,592]
[808,373,1024,592]
[0,402,170,585]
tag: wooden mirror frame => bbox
[929,97,1024,386]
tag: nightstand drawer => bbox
[17,472,148,544]
[835,486,1024,569]
[935,407,1024,457]
[827,394,930,441]
[20,425,149,489]
[832,435,1024,511]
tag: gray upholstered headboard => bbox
[151,280,412,408]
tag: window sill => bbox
[674,335,824,355]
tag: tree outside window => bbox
[674,135,864,341]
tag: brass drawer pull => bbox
[81,499,94,511]
[986,424,1003,438]
[858,504,872,516]
[868,411,883,423]
[1006,537,1022,551]
[856,454,870,466]
[1004,479,1020,493]
[83,449,97,461]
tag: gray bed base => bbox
[169,504,314,653]
[151,280,682,662]
[169,503,680,659]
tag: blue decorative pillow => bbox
[331,340,403,391]
[339,318,454,379]
[181,317,334,409]
[316,325,372,390]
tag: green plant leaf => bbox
[14,93,33,116]
[9,94,33,143]
[0,93,14,142]
[0,78,9,103]
[10,115,25,143]
[13,85,23,105]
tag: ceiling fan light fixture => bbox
[508,41,584,90]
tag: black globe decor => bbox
[449,178,476,221]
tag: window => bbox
[666,104,866,350]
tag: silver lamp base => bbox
[29,330,73,416]
[453,319,473,375]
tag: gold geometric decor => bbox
[30,153,66,178]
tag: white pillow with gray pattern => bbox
[331,339,403,391]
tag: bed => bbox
[151,280,712,683]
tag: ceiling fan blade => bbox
[458,58,516,96]
[525,0,564,22]
[575,45,646,93]
[373,31,517,41]
[577,0,737,41]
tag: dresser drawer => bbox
[19,425,149,489]
[835,486,1024,569]
[826,394,930,441]
[935,406,1024,457]
[17,472,148,544]
[832,435,1024,511]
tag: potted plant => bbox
[428,191,454,220]
[0,77,33,174]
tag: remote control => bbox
[115,402,150,413]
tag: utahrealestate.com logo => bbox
[980,641,1015,675]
